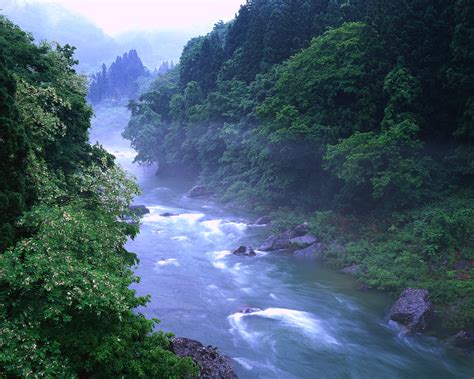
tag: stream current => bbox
[90,105,474,379]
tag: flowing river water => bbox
[90,105,473,379]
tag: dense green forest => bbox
[124,0,474,330]
[0,17,197,377]
[88,50,150,104]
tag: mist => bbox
[2,0,473,378]
[2,0,245,72]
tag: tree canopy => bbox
[0,16,197,377]
[124,0,474,329]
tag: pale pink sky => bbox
[21,0,247,35]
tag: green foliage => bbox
[320,192,474,329]
[88,50,149,104]
[325,120,430,209]
[123,0,474,329]
[0,52,25,252]
[0,16,197,377]
[258,22,372,143]
[1,202,196,377]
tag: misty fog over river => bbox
[90,105,473,379]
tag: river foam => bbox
[154,258,180,268]
[228,307,339,345]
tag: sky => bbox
[22,0,247,35]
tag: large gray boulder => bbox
[232,246,256,257]
[187,186,215,198]
[293,222,309,236]
[448,330,474,349]
[253,216,271,225]
[259,233,292,251]
[171,337,237,379]
[290,234,318,248]
[259,223,309,251]
[389,288,433,332]
[293,243,325,258]
[128,205,150,216]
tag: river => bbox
[90,104,473,379]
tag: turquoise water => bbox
[90,105,474,379]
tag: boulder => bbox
[160,212,180,217]
[448,330,474,349]
[254,216,271,225]
[171,337,237,379]
[128,205,150,216]
[290,234,318,248]
[341,264,361,275]
[293,222,309,236]
[239,307,262,314]
[259,223,311,251]
[259,233,291,251]
[293,243,325,258]
[232,246,256,257]
[187,185,215,198]
[389,288,433,333]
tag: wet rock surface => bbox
[187,185,215,198]
[232,245,256,256]
[239,307,262,314]
[448,330,474,349]
[128,204,150,216]
[253,215,271,225]
[160,212,180,217]
[290,234,318,248]
[389,288,433,333]
[171,337,237,379]
[259,223,309,251]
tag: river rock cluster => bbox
[389,288,433,333]
[128,204,150,216]
[171,337,237,378]
[258,222,323,258]
[232,245,256,256]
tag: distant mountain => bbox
[88,49,153,104]
[1,1,193,73]
[116,29,194,70]
[1,0,119,72]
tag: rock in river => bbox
[128,205,150,216]
[160,212,180,217]
[448,330,474,349]
[171,337,237,379]
[239,307,262,314]
[253,215,271,225]
[232,245,256,256]
[187,185,215,198]
[389,288,433,333]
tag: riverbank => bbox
[249,193,474,342]
[91,104,474,378]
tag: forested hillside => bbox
[88,49,150,104]
[0,17,197,377]
[124,0,474,330]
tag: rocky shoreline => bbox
[170,337,237,378]
[136,189,473,361]
[240,216,474,350]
